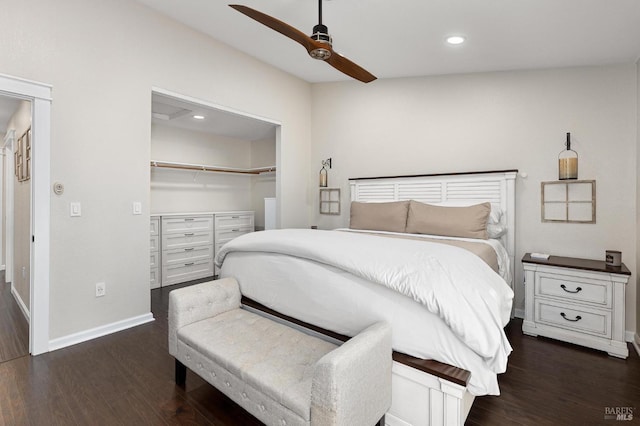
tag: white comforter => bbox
[216,229,513,388]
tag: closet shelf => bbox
[150,160,275,175]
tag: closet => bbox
[149,92,277,288]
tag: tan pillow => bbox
[350,201,409,233]
[406,200,490,239]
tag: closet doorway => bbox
[149,88,280,291]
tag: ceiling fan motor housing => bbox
[310,24,332,60]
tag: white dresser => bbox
[214,212,255,274]
[150,211,254,288]
[522,254,630,358]
[161,214,214,286]
[150,217,161,289]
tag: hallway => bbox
[0,271,28,363]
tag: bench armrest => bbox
[168,277,241,356]
[311,321,392,425]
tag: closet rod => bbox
[150,160,275,175]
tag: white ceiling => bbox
[136,0,640,83]
[152,92,277,140]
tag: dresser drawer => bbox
[215,227,253,242]
[162,231,213,250]
[150,218,160,236]
[215,213,254,230]
[162,216,213,234]
[150,252,160,269]
[535,299,611,338]
[150,235,160,252]
[536,272,611,308]
[162,259,214,286]
[150,267,160,289]
[163,245,213,265]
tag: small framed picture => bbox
[25,128,31,181]
[16,135,24,181]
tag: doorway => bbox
[0,73,52,356]
[0,95,30,362]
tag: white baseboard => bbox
[514,308,524,319]
[633,333,640,357]
[10,284,30,323]
[1,264,5,271]
[48,313,154,352]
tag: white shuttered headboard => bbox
[349,170,517,287]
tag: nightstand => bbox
[522,253,630,358]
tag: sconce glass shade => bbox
[319,166,328,187]
[558,132,578,180]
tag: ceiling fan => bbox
[229,1,376,83]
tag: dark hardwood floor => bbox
[0,271,29,364]
[0,280,638,425]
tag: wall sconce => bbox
[319,158,331,187]
[558,132,578,180]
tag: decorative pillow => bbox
[406,200,491,239]
[350,201,409,233]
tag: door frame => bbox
[0,73,51,355]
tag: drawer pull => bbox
[184,247,194,251]
[184,262,195,266]
[231,229,240,232]
[184,233,194,236]
[560,284,582,294]
[231,216,240,219]
[184,218,195,221]
[560,312,582,322]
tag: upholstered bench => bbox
[168,277,392,426]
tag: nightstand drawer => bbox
[536,272,611,307]
[535,300,611,338]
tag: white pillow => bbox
[487,223,507,239]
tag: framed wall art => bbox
[15,127,31,182]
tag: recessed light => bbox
[193,115,205,120]
[446,35,466,45]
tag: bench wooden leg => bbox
[376,415,385,426]
[175,359,186,387]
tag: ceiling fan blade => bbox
[229,5,314,52]
[326,51,377,83]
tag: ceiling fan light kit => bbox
[229,1,376,83]
[310,24,332,60]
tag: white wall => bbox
[311,65,638,334]
[151,123,254,213]
[251,137,277,229]
[0,0,311,341]
[5,101,31,312]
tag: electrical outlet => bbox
[96,282,106,297]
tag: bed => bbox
[217,170,517,426]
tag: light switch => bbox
[70,202,81,217]
[132,202,142,215]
